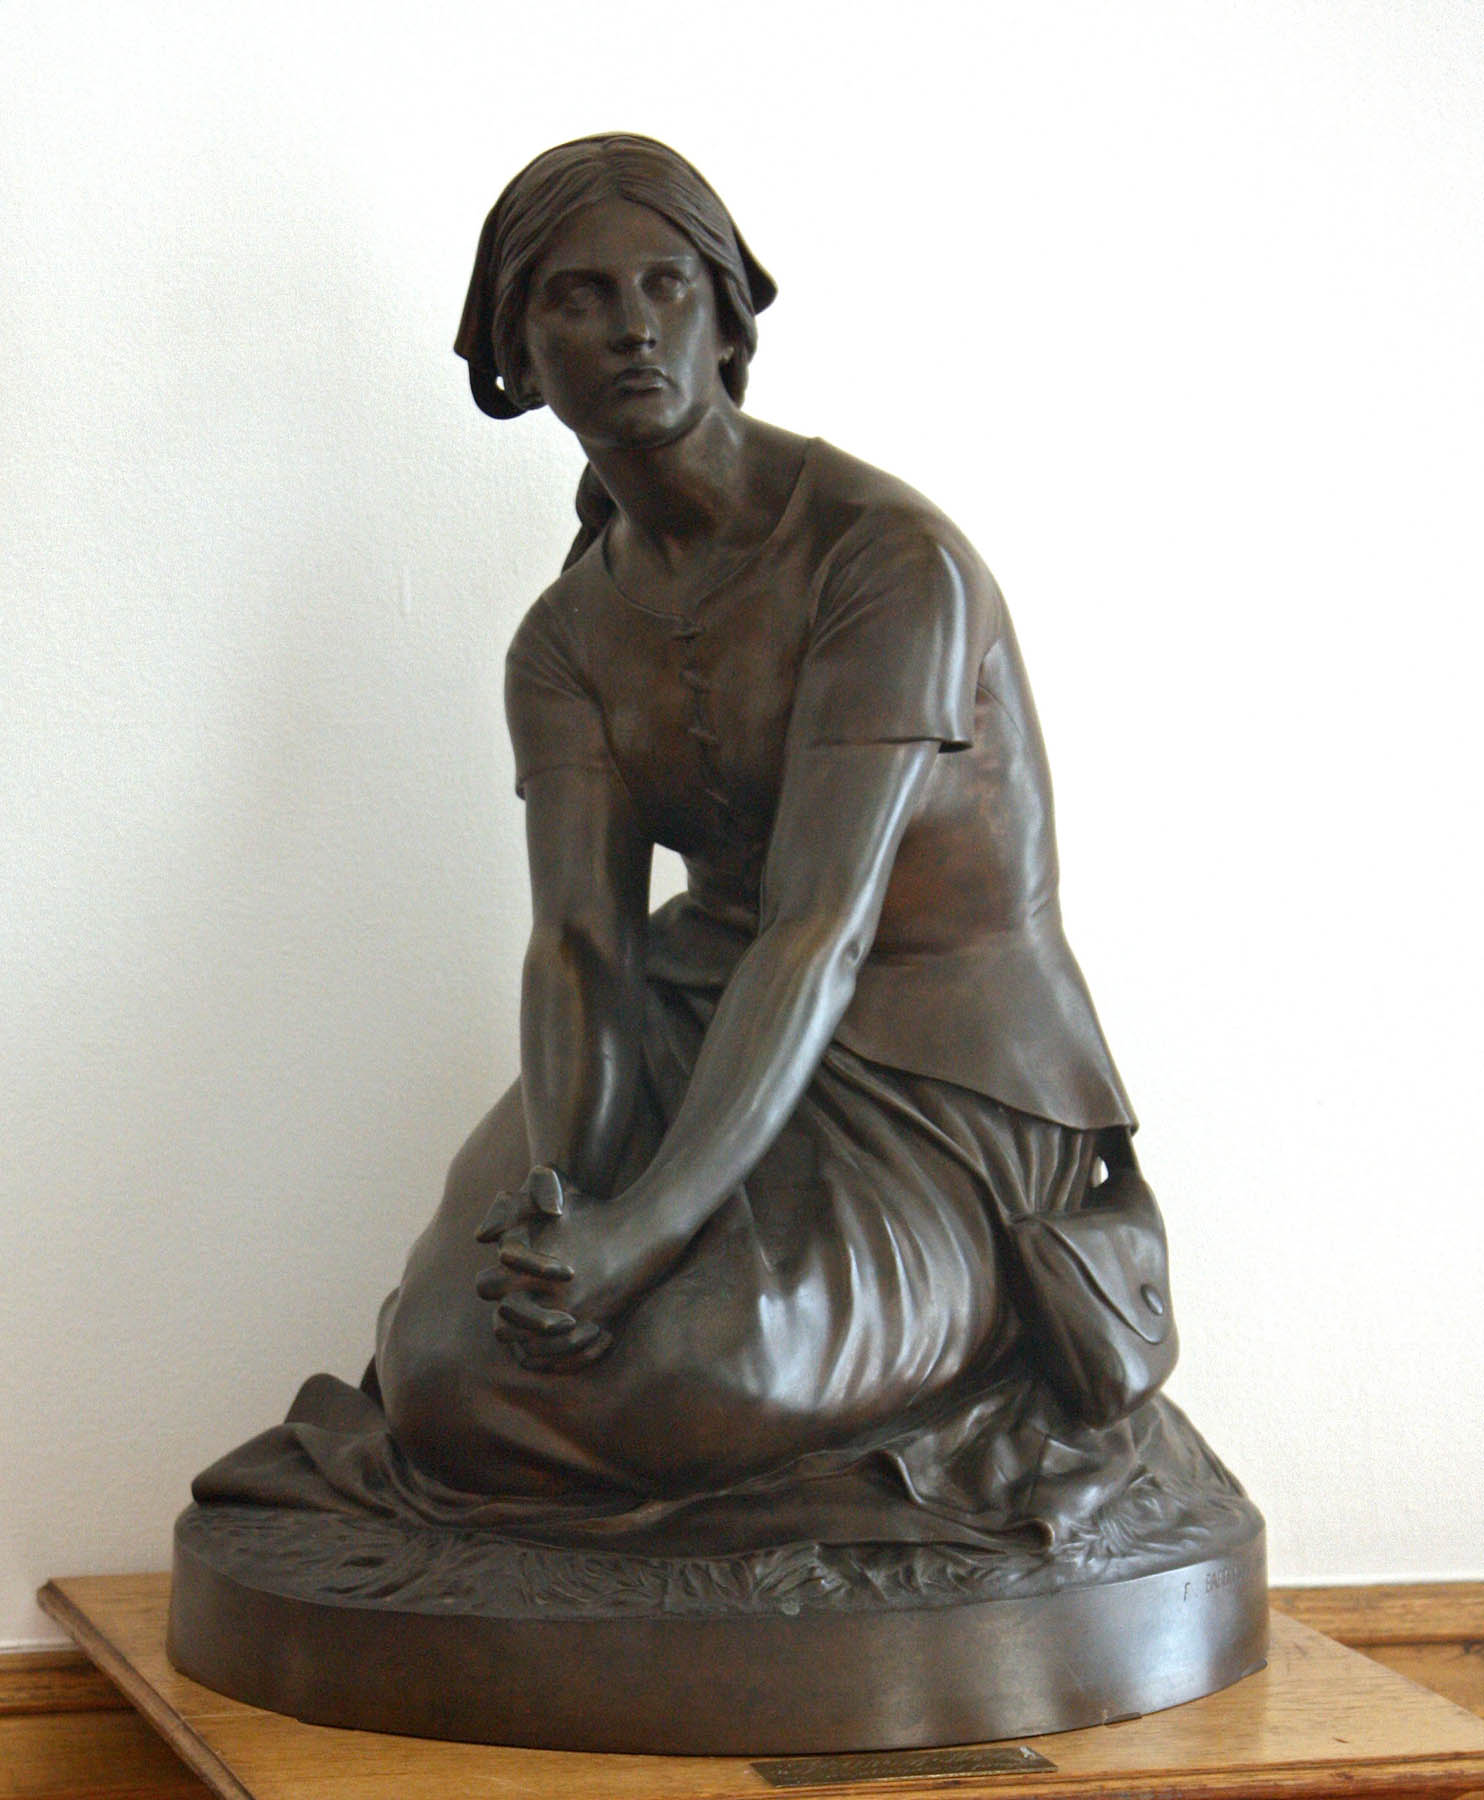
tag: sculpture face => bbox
[517,196,731,449]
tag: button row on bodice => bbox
[671,618,734,821]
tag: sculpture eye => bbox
[646,268,688,300]
[559,279,601,312]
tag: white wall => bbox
[4,1,1482,1649]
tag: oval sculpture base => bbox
[167,1503,1267,1755]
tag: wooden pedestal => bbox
[38,1574,1484,1800]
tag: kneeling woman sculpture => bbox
[171,135,1266,1753]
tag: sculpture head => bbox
[454,134,776,423]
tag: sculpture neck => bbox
[584,405,749,555]
[589,413,806,615]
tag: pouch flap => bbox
[1012,1168,1173,1347]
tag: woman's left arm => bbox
[491,736,938,1332]
[620,736,937,1238]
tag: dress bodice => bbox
[506,439,1133,1130]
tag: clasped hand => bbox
[474,1166,644,1372]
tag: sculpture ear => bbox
[506,346,542,409]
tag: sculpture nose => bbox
[611,285,657,350]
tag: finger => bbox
[474,1264,507,1301]
[499,1241,575,1282]
[551,1318,603,1354]
[509,1323,613,1372]
[526,1166,565,1218]
[475,1191,524,1242]
[550,1322,613,1369]
[494,1314,599,1356]
[497,1291,577,1336]
[510,1319,602,1363]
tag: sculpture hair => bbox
[454,134,777,568]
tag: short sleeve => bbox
[789,511,1002,753]
[504,599,612,797]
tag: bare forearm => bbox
[613,739,937,1254]
[520,926,644,1195]
[616,919,860,1247]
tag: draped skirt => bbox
[194,971,1175,1554]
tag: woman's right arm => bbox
[518,760,652,1197]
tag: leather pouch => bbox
[1009,1155,1178,1428]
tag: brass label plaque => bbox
[751,1743,1056,1788]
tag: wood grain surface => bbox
[1271,1583,1484,1647]
[24,1573,1484,1800]
[1271,1582,1484,1722]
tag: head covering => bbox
[454,134,777,420]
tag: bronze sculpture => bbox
[168,135,1266,1753]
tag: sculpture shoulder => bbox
[803,440,1006,639]
[507,557,604,676]
[503,575,604,719]
[804,438,954,519]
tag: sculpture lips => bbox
[613,366,668,393]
